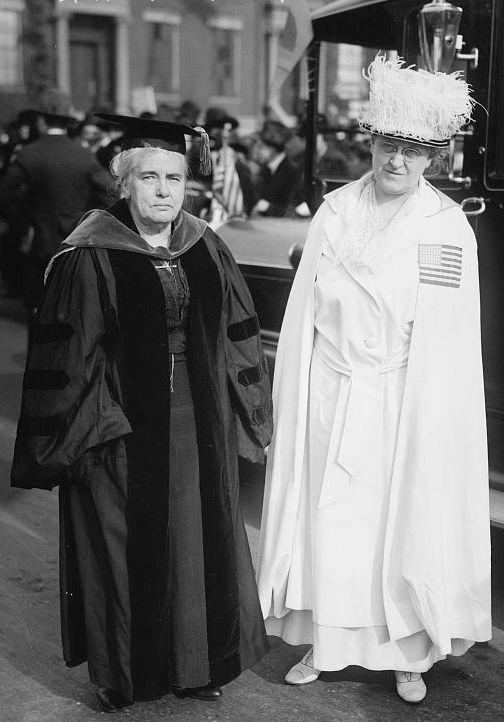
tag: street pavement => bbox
[1,301,504,722]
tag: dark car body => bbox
[219,217,310,378]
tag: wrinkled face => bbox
[127,149,186,231]
[372,136,431,198]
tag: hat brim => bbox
[204,116,238,131]
[94,113,203,154]
[39,111,78,126]
[96,113,200,138]
[361,124,450,148]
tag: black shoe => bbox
[96,687,131,713]
[173,685,222,701]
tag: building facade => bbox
[0,0,325,132]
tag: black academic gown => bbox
[11,201,272,701]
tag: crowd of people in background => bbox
[0,91,113,330]
[0,91,311,311]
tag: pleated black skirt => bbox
[62,355,214,701]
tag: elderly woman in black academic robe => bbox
[10,116,272,712]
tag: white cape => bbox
[256,175,492,655]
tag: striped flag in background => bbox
[269,0,313,98]
[210,146,244,228]
[418,244,463,288]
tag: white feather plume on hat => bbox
[358,54,475,147]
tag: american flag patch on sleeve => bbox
[418,244,462,288]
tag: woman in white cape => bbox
[256,55,492,704]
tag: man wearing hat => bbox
[0,89,113,327]
[0,109,39,298]
[10,113,272,711]
[251,120,300,218]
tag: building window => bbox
[209,18,243,100]
[143,11,180,97]
[0,4,24,87]
[315,42,378,182]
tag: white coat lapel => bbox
[321,214,382,309]
[378,203,425,267]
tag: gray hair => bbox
[109,144,189,199]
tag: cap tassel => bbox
[194,126,212,175]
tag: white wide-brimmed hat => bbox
[359,54,474,147]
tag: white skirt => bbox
[266,613,473,672]
[265,336,473,672]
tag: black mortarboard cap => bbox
[95,113,211,174]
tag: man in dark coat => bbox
[0,90,113,321]
[0,109,39,298]
[251,120,300,218]
[10,115,272,713]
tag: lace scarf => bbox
[338,175,415,274]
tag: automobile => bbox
[219,216,309,379]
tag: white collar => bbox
[267,152,286,174]
[323,172,455,219]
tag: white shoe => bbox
[394,671,426,703]
[285,648,321,685]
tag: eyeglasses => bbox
[378,140,426,163]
